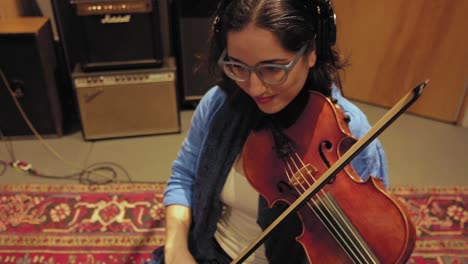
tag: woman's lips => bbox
[254,96,275,104]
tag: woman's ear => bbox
[307,49,317,68]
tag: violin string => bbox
[283,160,363,263]
[296,153,379,264]
[287,156,374,264]
[294,153,379,264]
[285,154,366,263]
[285,146,377,263]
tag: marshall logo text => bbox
[101,14,132,24]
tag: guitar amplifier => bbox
[61,0,164,71]
[72,65,180,140]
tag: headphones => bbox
[317,0,337,47]
[212,0,337,49]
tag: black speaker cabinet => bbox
[53,0,164,72]
[171,0,218,105]
[0,17,63,137]
[72,65,180,140]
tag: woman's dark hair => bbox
[205,0,346,105]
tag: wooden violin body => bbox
[242,91,416,263]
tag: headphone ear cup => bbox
[325,0,337,46]
[315,0,337,60]
[213,0,228,33]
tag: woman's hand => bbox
[164,205,196,264]
[165,246,197,264]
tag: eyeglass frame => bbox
[217,42,310,85]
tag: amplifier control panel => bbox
[72,0,152,15]
[74,72,175,88]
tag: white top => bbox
[214,156,268,263]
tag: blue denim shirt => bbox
[158,86,389,263]
[164,86,388,208]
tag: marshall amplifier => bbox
[73,65,180,140]
[67,0,164,71]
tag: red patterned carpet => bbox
[0,184,466,264]
[391,186,467,264]
[0,184,166,264]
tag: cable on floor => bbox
[0,68,159,185]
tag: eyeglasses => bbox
[217,42,309,85]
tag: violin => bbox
[234,81,427,263]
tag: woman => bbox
[152,0,388,263]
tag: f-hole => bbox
[277,181,294,194]
[319,140,336,184]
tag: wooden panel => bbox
[0,17,47,34]
[0,0,22,18]
[334,0,468,123]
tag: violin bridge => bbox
[289,164,317,188]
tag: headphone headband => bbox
[317,0,337,46]
[212,0,337,46]
[212,0,229,33]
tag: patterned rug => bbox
[392,185,467,264]
[0,184,466,264]
[0,184,166,264]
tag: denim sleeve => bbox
[163,87,226,206]
[332,88,389,188]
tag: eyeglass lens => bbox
[223,64,287,84]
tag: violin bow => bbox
[232,80,428,263]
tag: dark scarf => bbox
[153,89,310,263]
[189,93,259,261]
[189,90,309,263]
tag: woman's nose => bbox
[247,72,268,96]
